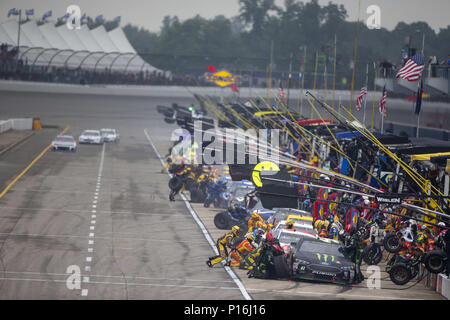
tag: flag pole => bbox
[267,40,274,106]
[363,63,369,126]
[311,51,318,118]
[297,46,307,116]
[371,62,377,131]
[349,0,361,119]
[287,52,293,107]
[416,33,426,138]
[331,34,337,113]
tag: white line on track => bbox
[81,143,106,297]
[143,128,252,301]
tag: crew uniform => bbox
[248,211,264,233]
[207,226,240,267]
[229,233,256,267]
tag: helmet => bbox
[345,224,354,233]
[246,233,255,242]
[251,211,260,219]
[231,225,240,236]
[266,232,275,243]
[266,223,273,230]
[286,220,294,227]
[438,222,446,228]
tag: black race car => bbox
[286,236,357,285]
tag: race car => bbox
[51,135,77,152]
[267,208,313,225]
[79,130,104,145]
[273,228,317,253]
[100,128,120,142]
[286,235,356,285]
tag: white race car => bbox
[100,128,120,142]
[51,135,77,152]
[79,130,104,145]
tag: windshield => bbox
[84,131,99,136]
[233,186,254,198]
[297,239,344,257]
[55,136,74,142]
[278,232,303,244]
[101,130,115,135]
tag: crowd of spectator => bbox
[0,43,216,87]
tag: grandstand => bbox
[0,19,160,73]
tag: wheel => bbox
[363,243,383,265]
[273,255,290,279]
[389,263,411,285]
[424,250,447,274]
[383,233,402,253]
[204,198,211,208]
[214,212,230,230]
[410,264,419,280]
[190,189,202,203]
[168,176,183,191]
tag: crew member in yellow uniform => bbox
[206,226,240,267]
[229,233,256,267]
[248,211,263,233]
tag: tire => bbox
[383,233,402,253]
[389,263,411,285]
[273,255,290,279]
[168,176,183,191]
[424,250,447,274]
[363,243,383,265]
[410,264,419,280]
[204,198,211,208]
[214,212,230,230]
[184,178,195,192]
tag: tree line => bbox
[117,0,449,89]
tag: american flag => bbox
[278,81,287,105]
[356,86,367,111]
[396,53,425,81]
[379,85,387,118]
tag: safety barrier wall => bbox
[385,121,450,142]
[436,274,450,299]
[0,79,379,99]
[10,118,33,130]
[0,120,12,133]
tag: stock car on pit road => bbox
[273,228,317,253]
[78,130,104,145]
[267,208,313,226]
[286,235,356,285]
[51,135,77,152]
[100,128,120,142]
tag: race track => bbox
[0,89,444,300]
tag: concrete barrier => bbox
[0,120,12,134]
[0,79,378,100]
[436,274,450,299]
[9,118,33,130]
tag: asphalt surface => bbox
[0,89,444,300]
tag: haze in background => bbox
[0,0,448,32]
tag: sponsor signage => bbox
[374,194,402,204]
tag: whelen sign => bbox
[374,194,402,204]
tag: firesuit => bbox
[245,232,283,279]
[247,212,264,233]
[229,233,256,268]
[341,226,364,283]
[207,226,240,267]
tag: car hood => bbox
[53,141,75,146]
[296,250,353,268]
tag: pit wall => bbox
[0,119,33,133]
